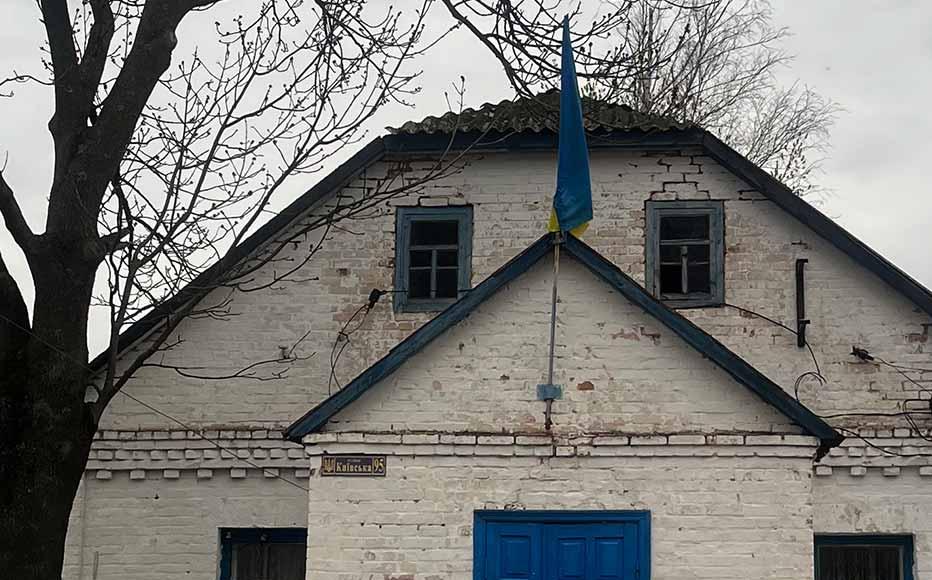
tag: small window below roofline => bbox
[394,206,473,313]
[645,200,725,308]
[218,527,307,580]
[815,534,915,580]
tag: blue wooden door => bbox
[482,519,641,580]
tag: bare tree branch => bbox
[0,171,35,252]
[603,0,838,195]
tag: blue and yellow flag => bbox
[547,16,593,237]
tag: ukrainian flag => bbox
[548,16,593,237]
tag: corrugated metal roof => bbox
[389,89,689,135]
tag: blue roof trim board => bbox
[284,233,843,454]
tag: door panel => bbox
[486,523,542,580]
[550,531,586,580]
[543,524,636,580]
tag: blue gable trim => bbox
[284,233,842,451]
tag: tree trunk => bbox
[0,391,95,580]
[0,246,98,580]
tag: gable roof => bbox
[284,233,843,453]
[93,94,932,383]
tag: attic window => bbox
[394,206,473,312]
[646,200,724,307]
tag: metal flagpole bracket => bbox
[536,383,563,401]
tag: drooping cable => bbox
[327,288,397,395]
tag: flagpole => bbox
[544,232,562,431]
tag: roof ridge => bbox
[388,90,686,135]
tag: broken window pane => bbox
[437,249,458,267]
[659,244,681,263]
[687,263,711,293]
[409,269,431,298]
[659,215,709,241]
[686,244,710,263]
[659,263,682,294]
[411,220,458,246]
[435,268,459,298]
[409,250,432,267]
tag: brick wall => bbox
[98,148,932,431]
[62,470,307,580]
[324,257,801,435]
[73,145,932,580]
[814,471,931,579]
[305,446,816,579]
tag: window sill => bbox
[394,299,457,313]
[660,297,724,309]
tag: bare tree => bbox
[604,0,838,195]
[0,1,711,577]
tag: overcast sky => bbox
[1,1,930,354]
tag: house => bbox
[64,92,931,580]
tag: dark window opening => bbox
[395,207,473,312]
[815,535,914,580]
[646,201,724,308]
[407,219,460,300]
[220,528,306,580]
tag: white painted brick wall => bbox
[62,470,307,580]
[325,257,800,435]
[97,148,932,431]
[814,471,930,579]
[306,453,816,579]
[71,146,932,580]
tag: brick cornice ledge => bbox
[303,432,820,459]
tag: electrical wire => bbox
[328,302,372,395]
[326,288,402,395]
[0,311,309,493]
[723,303,932,451]
[723,303,822,376]
[874,356,932,395]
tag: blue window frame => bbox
[394,206,473,312]
[815,534,914,580]
[645,200,725,308]
[473,510,651,580]
[219,528,307,580]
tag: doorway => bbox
[473,511,650,580]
